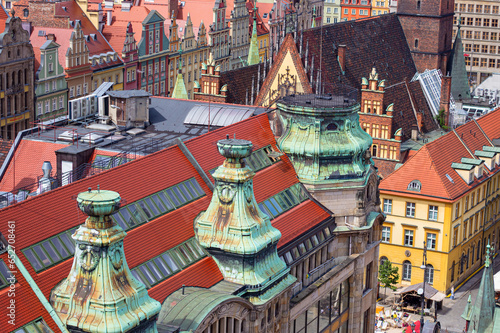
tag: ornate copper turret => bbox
[50,187,161,333]
[195,138,295,304]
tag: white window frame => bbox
[428,205,438,221]
[383,199,392,214]
[406,202,416,217]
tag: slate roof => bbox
[381,108,500,201]
[385,80,439,141]
[301,14,417,91]
[220,62,267,105]
[447,25,471,100]
[0,113,331,331]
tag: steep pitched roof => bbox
[0,4,8,32]
[254,33,312,106]
[381,108,500,200]
[0,113,331,331]
[301,14,416,91]
[30,27,72,69]
[447,25,471,100]
[386,80,439,141]
[220,62,266,105]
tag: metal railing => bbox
[304,257,337,287]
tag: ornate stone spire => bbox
[51,187,161,333]
[195,138,295,304]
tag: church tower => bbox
[397,0,454,73]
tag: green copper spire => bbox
[447,20,471,100]
[51,188,161,333]
[461,294,472,321]
[195,138,295,304]
[247,5,260,66]
[466,242,495,333]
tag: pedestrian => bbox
[451,286,455,300]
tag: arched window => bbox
[425,264,434,284]
[380,256,388,266]
[372,144,378,157]
[402,260,411,281]
[477,241,481,261]
[416,0,421,9]
[460,252,466,274]
[466,249,470,269]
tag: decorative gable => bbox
[254,34,312,107]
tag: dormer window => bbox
[407,180,422,192]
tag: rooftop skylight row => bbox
[93,154,134,170]
[11,318,52,333]
[130,238,206,289]
[280,224,335,267]
[209,145,280,175]
[259,183,309,220]
[111,177,205,230]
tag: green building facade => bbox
[35,40,68,121]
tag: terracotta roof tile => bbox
[30,27,75,69]
[0,140,66,193]
[381,108,500,200]
[0,5,8,31]
[476,107,500,141]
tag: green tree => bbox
[378,260,399,300]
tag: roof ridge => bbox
[452,129,475,159]
[381,144,425,183]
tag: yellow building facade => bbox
[379,112,500,294]
[371,0,390,16]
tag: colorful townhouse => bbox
[379,109,500,293]
[371,0,390,15]
[167,13,209,99]
[0,9,34,140]
[247,1,270,63]
[324,0,342,24]
[137,10,169,96]
[34,40,68,122]
[340,0,371,21]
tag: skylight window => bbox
[0,260,14,289]
[23,178,205,273]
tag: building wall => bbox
[454,1,500,86]
[324,0,342,24]
[35,43,68,121]
[340,0,372,21]
[230,0,250,69]
[0,15,35,140]
[380,171,500,293]
[92,64,124,92]
[371,0,390,15]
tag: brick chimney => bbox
[338,45,346,73]
[439,76,452,128]
[417,112,423,131]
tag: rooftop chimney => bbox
[106,11,112,26]
[439,76,452,129]
[338,45,346,74]
[46,33,56,41]
[41,161,52,178]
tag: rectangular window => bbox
[482,45,488,53]
[427,233,437,250]
[494,6,499,14]
[467,17,473,26]
[485,5,491,13]
[428,205,438,221]
[59,96,63,109]
[453,228,458,248]
[466,30,472,39]
[484,19,490,27]
[45,100,49,113]
[467,4,473,12]
[473,44,480,53]
[481,58,487,67]
[476,5,482,13]
[382,226,391,242]
[52,80,56,91]
[493,19,498,28]
[69,87,74,98]
[383,199,392,214]
[406,202,416,217]
[473,57,479,66]
[483,32,489,41]
[37,102,42,115]
[459,4,465,12]
[52,98,56,111]
[465,44,471,52]
[404,229,414,246]
[351,9,356,15]
[45,82,49,93]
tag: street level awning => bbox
[395,282,444,302]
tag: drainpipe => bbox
[8,246,70,333]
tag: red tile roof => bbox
[0,140,66,193]
[475,107,500,141]
[381,108,500,201]
[30,27,74,70]
[0,113,330,331]
[0,5,8,32]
